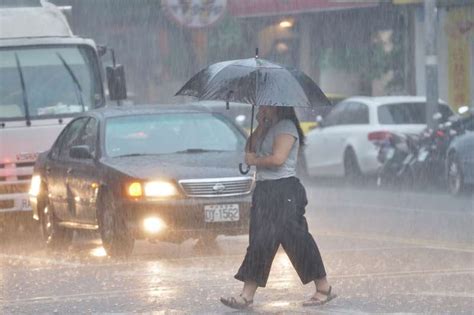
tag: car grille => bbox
[0,162,34,182]
[179,177,253,197]
[0,200,14,210]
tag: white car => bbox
[303,96,454,179]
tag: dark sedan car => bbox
[29,105,253,256]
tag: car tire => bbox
[447,153,464,195]
[97,188,134,257]
[344,148,363,184]
[41,196,73,250]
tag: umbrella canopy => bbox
[175,58,330,108]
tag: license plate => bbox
[204,204,239,222]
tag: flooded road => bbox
[1,181,473,314]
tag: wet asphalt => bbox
[1,179,473,314]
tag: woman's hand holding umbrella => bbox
[245,152,258,166]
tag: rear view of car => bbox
[304,96,454,180]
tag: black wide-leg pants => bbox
[235,177,327,287]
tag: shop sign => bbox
[162,0,227,28]
[446,7,473,110]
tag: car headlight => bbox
[29,175,41,197]
[127,182,143,197]
[144,181,178,198]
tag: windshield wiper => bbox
[114,153,146,158]
[114,153,159,158]
[172,149,226,154]
[14,53,31,126]
[56,52,85,112]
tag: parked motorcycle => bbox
[412,124,452,185]
[376,109,470,190]
[375,131,419,188]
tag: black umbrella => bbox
[176,51,331,174]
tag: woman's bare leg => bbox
[241,280,258,301]
[312,277,331,300]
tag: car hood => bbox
[101,151,251,180]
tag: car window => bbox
[57,117,89,160]
[323,102,349,127]
[346,102,369,125]
[204,105,255,130]
[378,102,453,124]
[75,117,98,158]
[105,113,246,157]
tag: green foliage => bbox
[384,27,406,94]
[320,38,389,83]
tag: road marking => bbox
[1,234,472,271]
[329,268,474,280]
[2,268,473,307]
[1,287,175,306]
[315,230,474,253]
[326,245,420,253]
[320,201,474,216]
[0,253,82,267]
[398,291,474,298]
[0,269,474,305]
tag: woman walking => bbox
[220,106,336,309]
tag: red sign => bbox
[228,0,378,17]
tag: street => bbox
[1,181,472,314]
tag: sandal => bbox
[302,286,337,307]
[220,294,253,310]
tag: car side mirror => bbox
[106,49,127,101]
[107,64,127,101]
[70,145,93,159]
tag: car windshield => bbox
[378,102,453,124]
[105,113,246,157]
[200,103,254,131]
[0,46,103,121]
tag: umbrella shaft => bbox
[249,105,255,151]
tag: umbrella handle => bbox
[239,163,250,175]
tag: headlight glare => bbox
[29,175,41,196]
[144,181,177,197]
[143,217,166,233]
[127,182,143,197]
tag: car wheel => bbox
[97,188,134,257]
[41,197,73,250]
[447,154,464,195]
[344,148,363,184]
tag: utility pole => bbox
[424,0,439,129]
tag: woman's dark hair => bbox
[275,107,305,146]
